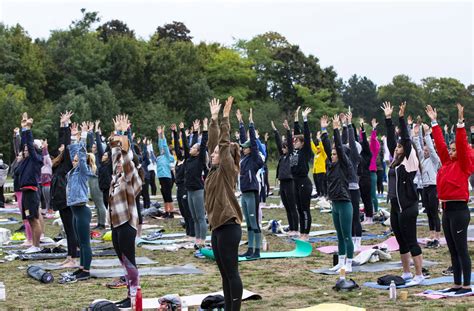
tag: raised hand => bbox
[346,111,353,124]
[193,119,200,132]
[316,131,321,140]
[249,108,253,123]
[283,119,289,130]
[456,103,464,122]
[320,115,329,129]
[371,118,378,128]
[156,125,162,136]
[399,102,407,117]
[359,118,365,127]
[60,110,74,125]
[294,106,301,122]
[209,98,221,120]
[95,120,101,133]
[413,124,420,136]
[236,108,243,123]
[203,117,208,131]
[381,101,393,118]
[137,137,142,145]
[264,132,269,142]
[422,123,431,135]
[255,129,260,139]
[332,114,341,130]
[339,113,347,125]
[223,96,233,118]
[80,122,89,133]
[271,121,276,131]
[425,105,437,121]
[301,107,311,119]
[88,121,94,132]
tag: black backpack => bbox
[377,275,406,286]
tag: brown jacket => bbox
[204,117,243,230]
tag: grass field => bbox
[1,169,473,310]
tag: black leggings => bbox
[422,185,440,232]
[280,179,298,231]
[149,170,157,196]
[390,200,422,257]
[177,185,195,237]
[159,177,173,203]
[313,173,327,197]
[442,202,471,286]
[135,195,143,225]
[142,178,151,209]
[294,176,313,234]
[102,189,109,209]
[59,207,79,258]
[376,170,384,194]
[350,189,362,237]
[112,222,138,295]
[359,175,373,217]
[211,223,243,311]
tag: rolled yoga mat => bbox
[30,257,157,270]
[311,260,438,275]
[89,264,203,278]
[200,239,312,262]
[363,273,474,289]
[18,248,116,260]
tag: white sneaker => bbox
[340,258,353,273]
[401,272,413,280]
[330,255,346,271]
[24,246,41,254]
[405,275,425,287]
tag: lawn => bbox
[0,169,473,310]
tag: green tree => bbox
[378,75,425,119]
[97,19,135,42]
[342,75,379,121]
[155,21,193,43]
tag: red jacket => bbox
[432,124,473,202]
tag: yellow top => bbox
[311,140,327,174]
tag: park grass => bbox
[1,170,474,310]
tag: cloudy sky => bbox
[1,0,472,86]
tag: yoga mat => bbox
[18,249,116,260]
[141,244,195,251]
[89,264,203,278]
[308,233,389,244]
[200,239,312,262]
[92,289,261,310]
[31,257,157,270]
[414,286,474,299]
[290,303,365,311]
[0,218,19,225]
[316,237,399,254]
[0,208,20,214]
[310,260,438,275]
[363,273,474,289]
[276,230,335,238]
[136,235,210,246]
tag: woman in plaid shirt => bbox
[109,114,143,309]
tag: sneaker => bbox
[75,271,90,281]
[144,231,163,241]
[106,276,127,289]
[442,266,454,276]
[429,240,440,249]
[405,275,425,287]
[58,274,77,284]
[24,246,41,254]
[115,297,131,308]
[426,240,434,248]
[15,224,25,233]
[194,250,205,259]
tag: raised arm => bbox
[422,124,440,169]
[427,105,451,165]
[359,120,371,158]
[199,118,209,165]
[283,119,293,154]
[348,123,360,164]
[397,103,412,159]
[301,107,312,156]
[208,98,221,155]
[320,115,332,159]
[13,128,20,156]
[293,106,302,135]
[20,113,42,164]
[332,115,349,167]
[171,124,183,161]
[219,97,237,173]
[272,121,283,156]
[381,102,396,156]
[454,104,472,173]
[412,125,425,163]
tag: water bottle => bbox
[181,297,189,311]
[130,285,137,310]
[262,236,268,251]
[389,280,397,300]
[0,282,5,301]
[271,220,277,233]
[27,266,54,284]
[135,286,142,311]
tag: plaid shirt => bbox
[109,144,142,229]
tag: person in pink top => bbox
[369,118,381,213]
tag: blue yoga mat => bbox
[364,273,474,289]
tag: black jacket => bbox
[386,116,418,210]
[185,130,208,191]
[274,129,293,181]
[17,130,43,189]
[51,126,73,211]
[322,129,351,202]
[289,121,313,178]
[239,122,264,192]
[357,125,372,178]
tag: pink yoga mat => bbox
[316,237,400,254]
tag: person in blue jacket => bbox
[156,125,175,218]
[62,122,93,283]
[236,108,264,259]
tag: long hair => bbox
[229,142,240,174]
[87,153,97,174]
[52,149,65,168]
[390,142,422,173]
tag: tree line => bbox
[0,9,472,163]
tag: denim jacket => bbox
[67,134,92,206]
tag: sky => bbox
[0,0,472,87]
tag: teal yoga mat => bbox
[364,273,474,289]
[200,239,313,261]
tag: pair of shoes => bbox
[92,224,106,230]
[24,246,41,254]
[427,240,440,249]
[115,297,131,308]
[75,271,90,281]
[442,266,454,276]
[144,231,163,241]
[194,250,205,259]
[58,274,77,284]
[106,276,127,289]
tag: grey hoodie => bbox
[413,133,440,186]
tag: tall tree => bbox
[342,75,379,120]
[96,19,135,42]
[155,21,193,43]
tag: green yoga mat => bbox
[200,239,312,261]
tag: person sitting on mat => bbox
[426,103,473,295]
[383,101,424,286]
[109,114,143,308]
[321,114,355,272]
[236,108,264,259]
[205,97,243,311]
